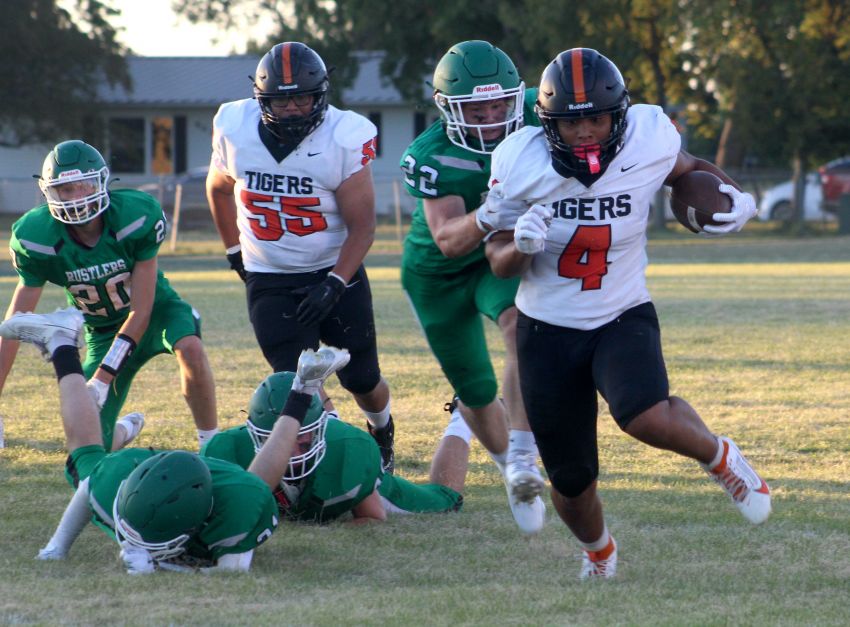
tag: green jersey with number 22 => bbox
[400,88,539,275]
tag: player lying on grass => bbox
[0,306,350,573]
[201,372,467,523]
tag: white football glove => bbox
[475,183,528,232]
[86,378,109,410]
[703,184,757,235]
[513,204,553,255]
[120,543,155,575]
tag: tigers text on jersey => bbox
[400,88,540,275]
[211,99,378,273]
[491,104,681,330]
[9,190,177,330]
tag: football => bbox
[670,171,732,233]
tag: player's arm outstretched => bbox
[248,346,351,488]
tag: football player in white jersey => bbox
[206,42,395,473]
[485,48,770,579]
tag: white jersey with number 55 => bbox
[211,99,378,273]
[490,104,681,330]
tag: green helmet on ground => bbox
[38,140,110,224]
[432,40,525,154]
[113,451,213,560]
[246,371,328,482]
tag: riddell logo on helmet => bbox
[473,84,504,95]
[277,85,299,91]
[58,169,83,178]
[568,102,594,110]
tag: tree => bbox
[684,0,850,225]
[0,0,129,147]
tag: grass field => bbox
[0,227,848,625]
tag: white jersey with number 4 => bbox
[211,99,378,273]
[491,104,681,330]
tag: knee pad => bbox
[549,464,598,498]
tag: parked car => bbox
[757,172,835,222]
[819,156,850,213]
[136,166,209,211]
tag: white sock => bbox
[363,400,391,430]
[197,428,219,447]
[706,436,724,470]
[40,478,92,558]
[579,525,611,553]
[508,429,538,456]
[489,449,508,475]
[443,408,473,444]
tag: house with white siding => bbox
[0,52,437,215]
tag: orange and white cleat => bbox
[702,436,771,525]
[580,537,618,580]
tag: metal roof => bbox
[97,52,417,107]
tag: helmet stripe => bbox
[571,49,586,103]
[281,42,293,84]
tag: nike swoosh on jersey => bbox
[621,163,638,172]
[307,151,322,157]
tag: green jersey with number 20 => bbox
[400,88,539,275]
[9,189,176,330]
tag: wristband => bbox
[100,334,136,376]
[226,244,242,255]
[281,390,313,425]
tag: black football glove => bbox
[295,274,346,326]
[226,250,247,282]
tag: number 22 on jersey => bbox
[240,190,327,240]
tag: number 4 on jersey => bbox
[557,225,611,290]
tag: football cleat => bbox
[701,436,771,525]
[500,467,546,535]
[580,537,618,580]
[367,415,395,475]
[506,450,546,504]
[0,307,83,360]
[293,346,351,395]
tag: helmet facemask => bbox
[255,86,329,144]
[112,482,192,561]
[435,83,525,155]
[39,140,111,224]
[111,451,213,562]
[537,105,628,176]
[246,371,328,485]
[247,409,329,482]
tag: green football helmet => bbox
[246,371,328,482]
[432,40,525,154]
[38,140,110,224]
[113,451,213,561]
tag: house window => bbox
[368,112,382,157]
[108,118,145,173]
[151,117,173,175]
